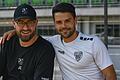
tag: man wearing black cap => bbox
[0,2,117,80]
[0,4,55,80]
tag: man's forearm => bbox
[102,65,117,80]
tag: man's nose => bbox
[22,24,29,30]
[61,22,66,28]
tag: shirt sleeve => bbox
[93,36,113,70]
[34,43,55,80]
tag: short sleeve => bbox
[93,36,113,70]
[0,44,6,76]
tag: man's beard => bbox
[17,30,36,42]
[58,27,75,38]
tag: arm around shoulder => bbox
[102,64,117,80]
[1,29,16,45]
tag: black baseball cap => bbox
[14,4,36,20]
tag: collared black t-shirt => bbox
[0,35,55,80]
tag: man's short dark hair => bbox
[52,2,76,19]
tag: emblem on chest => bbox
[17,58,24,71]
[74,51,83,62]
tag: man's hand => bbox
[0,29,16,44]
[0,37,2,44]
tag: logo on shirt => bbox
[58,50,65,54]
[17,58,24,70]
[22,8,28,14]
[74,51,83,62]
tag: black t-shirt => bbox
[0,35,55,80]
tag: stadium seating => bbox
[47,0,53,6]
[91,0,102,5]
[107,0,118,6]
[0,0,2,6]
[32,0,53,6]
[20,0,28,4]
[108,0,115,4]
[32,0,43,5]
[0,0,119,7]
[73,0,87,5]
[4,0,16,6]
[59,0,70,3]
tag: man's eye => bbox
[18,22,24,24]
[28,21,35,24]
[28,21,33,24]
[56,21,62,24]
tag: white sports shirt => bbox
[47,32,113,80]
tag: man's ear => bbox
[35,18,38,26]
[12,20,16,28]
[36,18,38,23]
[75,17,77,25]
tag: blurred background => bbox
[0,0,120,80]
